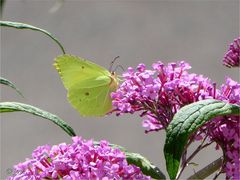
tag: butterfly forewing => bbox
[54,55,111,89]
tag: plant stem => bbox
[187,157,223,179]
[176,135,211,179]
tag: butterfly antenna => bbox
[113,64,125,72]
[109,56,120,72]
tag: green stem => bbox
[177,135,211,179]
[187,157,223,180]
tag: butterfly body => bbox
[54,55,118,116]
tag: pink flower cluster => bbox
[111,61,215,133]
[111,61,240,178]
[8,137,150,180]
[208,78,240,179]
[223,37,240,68]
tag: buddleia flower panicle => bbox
[8,137,150,180]
[111,61,215,133]
[112,61,240,179]
[223,37,240,68]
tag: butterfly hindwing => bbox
[68,77,113,116]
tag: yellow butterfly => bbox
[54,54,118,116]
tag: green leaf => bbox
[94,142,166,179]
[0,77,24,97]
[0,21,65,54]
[164,99,240,179]
[188,162,199,167]
[125,152,166,179]
[0,102,76,137]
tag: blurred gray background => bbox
[1,0,239,179]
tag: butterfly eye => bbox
[85,92,90,96]
[81,66,85,69]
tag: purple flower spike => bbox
[8,137,150,180]
[112,60,240,179]
[223,37,240,68]
[112,61,214,132]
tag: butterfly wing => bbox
[68,78,113,116]
[54,54,117,116]
[54,54,110,88]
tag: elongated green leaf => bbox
[0,21,65,54]
[164,99,240,179]
[125,152,166,179]
[0,77,23,97]
[94,142,166,179]
[0,102,76,137]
